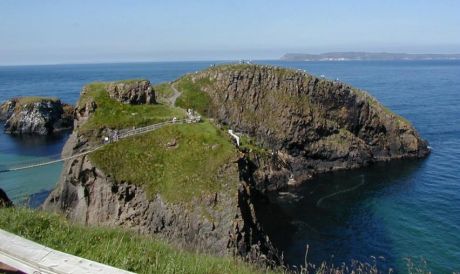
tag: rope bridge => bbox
[0,118,193,173]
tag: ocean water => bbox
[0,60,459,272]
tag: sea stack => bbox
[0,97,74,135]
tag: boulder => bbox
[107,80,156,105]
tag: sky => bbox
[1,0,459,65]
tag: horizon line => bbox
[2,51,460,67]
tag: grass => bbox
[0,208,433,274]
[15,96,60,105]
[79,82,186,134]
[113,79,147,84]
[89,120,238,202]
[77,81,237,203]
[154,82,175,98]
[175,76,213,116]
[240,135,269,155]
[356,88,411,126]
[0,171,393,273]
[0,207,273,274]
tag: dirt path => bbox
[169,83,182,106]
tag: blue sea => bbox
[0,60,459,272]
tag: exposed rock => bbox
[0,100,16,121]
[0,97,74,135]
[165,138,177,148]
[0,188,13,208]
[43,152,279,265]
[43,80,280,265]
[43,65,430,266]
[107,80,156,105]
[186,64,430,190]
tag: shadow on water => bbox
[0,124,70,158]
[26,189,52,208]
[0,125,70,206]
[255,158,427,270]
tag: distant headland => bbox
[281,52,460,61]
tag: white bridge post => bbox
[228,130,240,147]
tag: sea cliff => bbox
[174,64,429,190]
[0,97,73,135]
[43,64,429,264]
[43,79,279,265]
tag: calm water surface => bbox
[0,60,459,272]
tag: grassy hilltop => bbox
[75,80,238,203]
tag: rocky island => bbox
[281,52,460,61]
[0,97,73,135]
[42,64,429,266]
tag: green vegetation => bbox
[214,64,253,71]
[358,88,411,126]
[327,129,354,146]
[0,207,272,274]
[240,135,268,155]
[175,76,213,116]
[114,79,146,84]
[79,82,185,133]
[154,82,175,98]
[0,208,430,274]
[76,81,237,203]
[89,120,237,202]
[16,96,60,105]
[208,64,293,78]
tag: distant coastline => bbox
[281,52,460,61]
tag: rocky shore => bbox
[0,97,73,135]
[185,64,430,191]
[42,65,430,265]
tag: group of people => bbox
[103,130,119,144]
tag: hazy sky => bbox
[1,0,459,65]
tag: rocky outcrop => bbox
[44,152,279,264]
[107,80,156,105]
[186,64,430,190]
[0,100,16,121]
[0,188,13,208]
[43,65,430,266]
[43,80,280,265]
[0,97,73,135]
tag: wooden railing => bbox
[0,229,135,274]
[0,118,200,173]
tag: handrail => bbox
[0,229,134,274]
[0,118,195,173]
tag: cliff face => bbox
[107,80,156,104]
[183,65,429,189]
[43,79,279,265]
[0,100,15,121]
[0,97,73,135]
[0,189,13,208]
[44,153,277,261]
[44,65,430,265]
